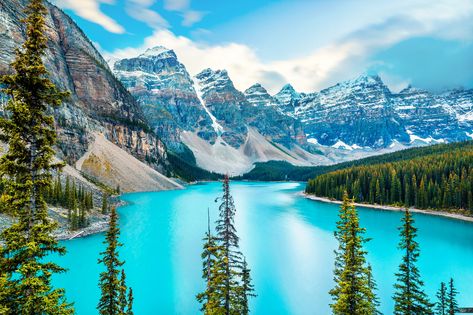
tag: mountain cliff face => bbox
[273,84,304,117]
[112,45,473,174]
[113,49,310,174]
[292,75,473,149]
[0,0,175,190]
[113,47,215,151]
[2,0,470,178]
[296,75,408,148]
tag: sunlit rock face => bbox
[113,47,216,151]
[0,0,167,172]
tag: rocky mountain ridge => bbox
[0,0,179,191]
[113,49,311,174]
[112,45,473,174]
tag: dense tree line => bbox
[196,176,256,314]
[306,145,473,213]
[167,151,221,182]
[44,175,95,230]
[239,141,473,181]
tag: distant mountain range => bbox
[112,46,473,174]
[1,0,472,182]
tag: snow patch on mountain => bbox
[406,130,446,144]
[193,78,224,136]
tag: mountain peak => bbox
[140,46,174,58]
[353,73,383,85]
[245,83,268,95]
[280,83,297,93]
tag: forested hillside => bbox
[240,141,473,181]
[306,141,473,213]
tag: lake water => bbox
[53,182,473,314]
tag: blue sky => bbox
[53,0,473,94]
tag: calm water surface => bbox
[53,182,473,314]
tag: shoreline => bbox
[300,192,473,223]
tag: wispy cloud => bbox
[52,0,125,34]
[106,0,473,93]
[125,0,169,30]
[164,0,204,27]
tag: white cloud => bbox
[53,0,125,34]
[182,10,204,27]
[126,0,169,30]
[164,0,189,11]
[106,0,473,94]
[163,0,203,27]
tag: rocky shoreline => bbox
[301,192,473,223]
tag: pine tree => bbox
[435,282,447,315]
[98,207,125,315]
[447,278,459,315]
[127,288,134,315]
[0,0,72,313]
[237,258,256,315]
[329,192,376,314]
[215,175,245,314]
[102,193,109,214]
[119,269,128,314]
[0,248,9,314]
[393,209,432,314]
[197,177,255,315]
[197,208,225,314]
[367,264,381,315]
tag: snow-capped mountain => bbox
[113,49,312,174]
[273,84,304,116]
[295,75,408,148]
[290,75,473,148]
[112,46,473,174]
[244,83,278,108]
[113,47,214,151]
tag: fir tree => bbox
[435,282,447,315]
[127,288,134,315]
[215,175,244,314]
[119,269,128,314]
[98,207,125,315]
[367,264,381,315]
[329,192,376,314]
[237,258,256,315]
[197,177,255,315]
[102,193,109,214]
[0,0,72,313]
[393,209,432,314]
[196,208,225,314]
[447,278,459,315]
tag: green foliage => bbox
[197,177,255,314]
[329,192,378,314]
[0,0,73,312]
[97,207,132,315]
[167,151,221,182]
[447,278,459,315]
[237,259,256,315]
[306,141,473,213]
[102,193,110,214]
[435,282,447,315]
[240,141,473,181]
[393,210,432,314]
[127,288,134,315]
[43,174,94,230]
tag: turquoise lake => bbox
[53,182,473,314]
